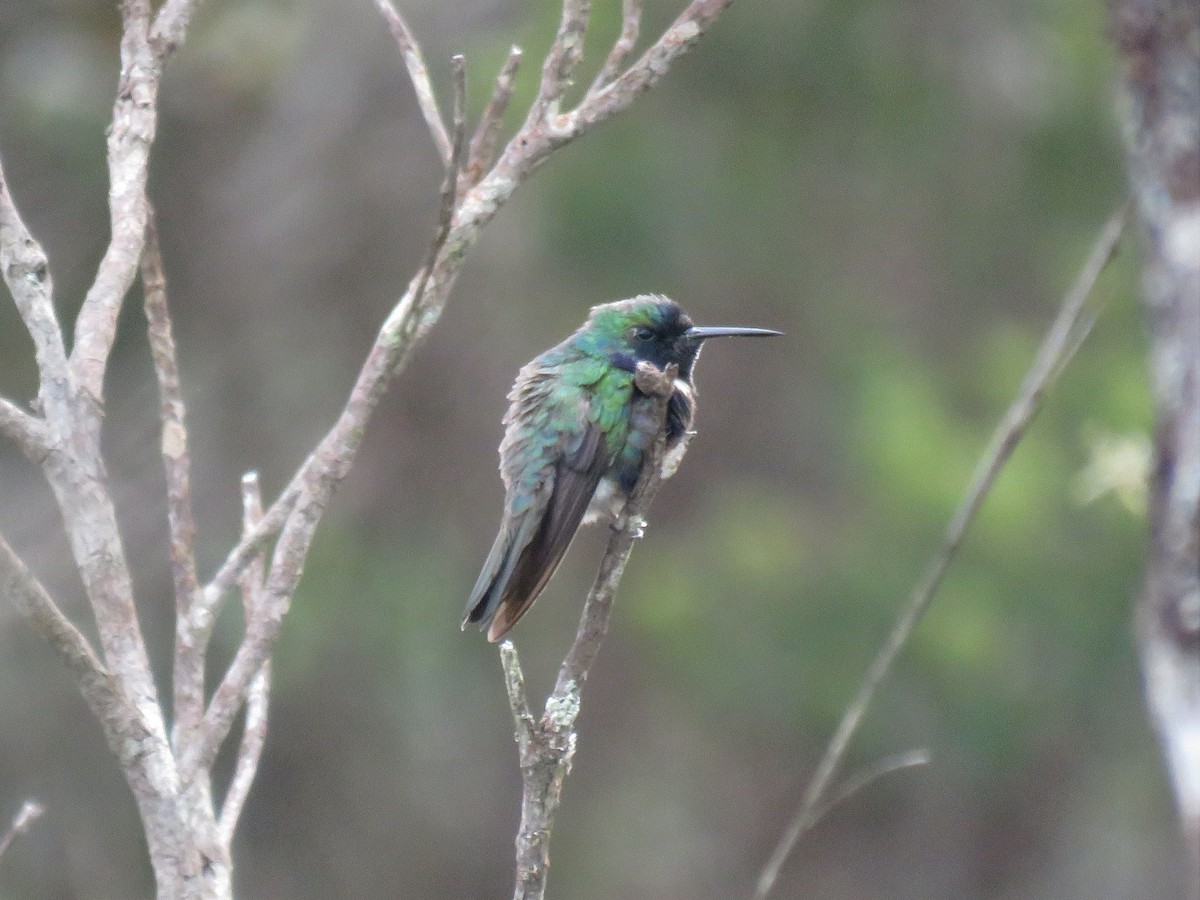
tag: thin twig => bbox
[568,0,733,137]
[467,46,523,186]
[589,0,641,95]
[0,533,106,687]
[373,0,453,167]
[149,0,203,58]
[218,472,270,847]
[0,154,69,420]
[529,0,592,125]
[499,641,536,744]
[142,205,203,749]
[757,749,929,888]
[0,801,44,861]
[69,0,161,406]
[752,204,1129,899]
[185,55,471,778]
[0,398,51,462]
[503,361,679,900]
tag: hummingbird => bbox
[462,294,780,642]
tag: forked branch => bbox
[753,204,1129,899]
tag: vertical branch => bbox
[217,473,271,848]
[69,0,160,406]
[752,206,1128,899]
[528,0,591,125]
[1110,1,1200,891]
[502,362,678,900]
[142,206,203,748]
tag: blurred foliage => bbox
[0,0,1180,898]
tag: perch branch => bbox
[753,203,1129,899]
[141,206,204,749]
[501,361,678,900]
[373,0,453,167]
[0,801,44,861]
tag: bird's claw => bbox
[634,360,678,398]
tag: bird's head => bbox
[580,294,780,380]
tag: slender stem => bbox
[753,203,1129,899]
[0,801,44,861]
[373,0,453,166]
[502,361,679,900]
[467,46,523,186]
[218,473,271,847]
[142,206,204,749]
[589,0,641,94]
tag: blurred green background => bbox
[0,0,1180,897]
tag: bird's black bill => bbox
[686,325,783,341]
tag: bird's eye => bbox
[633,326,655,342]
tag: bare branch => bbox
[755,750,928,895]
[0,800,44,861]
[0,398,52,462]
[185,89,472,775]
[752,204,1129,899]
[568,0,733,137]
[141,206,204,749]
[589,0,642,95]
[373,0,453,167]
[149,0,204,58]
[528,0,592,125]
[186,58,471,754]
[507,361,678,900]
[0,155,69,416]
[1,532,106,687]
[499,641,535,745]
[467,46,523,187]
[69,2,161,406]
[218,473,270,848]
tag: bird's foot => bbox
[634,360,678,398]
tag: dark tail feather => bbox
[462,526,517,629]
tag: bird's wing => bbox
[480,422,611,642]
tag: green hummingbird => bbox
[462,294,780,642]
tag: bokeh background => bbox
[0,0,1181,897]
